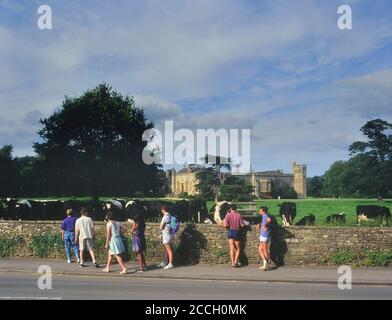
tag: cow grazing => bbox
[295,214,316,226]
[0,201,5,219]
[356,205,391,224]
[14,199,35,220]
[103,199,126,212]
[124,200,147,222]
[212,201,231,224]
[279,202,297,226]
[325,212,346,224]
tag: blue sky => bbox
[0,0,392,176]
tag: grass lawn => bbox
[207,198,392,226]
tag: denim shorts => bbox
[227,229,241,241]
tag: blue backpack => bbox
[169,215,180,235]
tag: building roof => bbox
[176,166,204,174]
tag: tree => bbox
[195,168,220,200]
[33,83,163,196]
[199,154,231,201]
[271,181,297,199]
[349,119,392,163]
[220,176,254,201]
[307,176,324,197]
[0,145,18,196]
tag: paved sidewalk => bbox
[0,258,391,286]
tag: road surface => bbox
[0,272,391,300]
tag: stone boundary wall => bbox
[0,221,391,265]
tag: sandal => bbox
[102,268,110,273]
[120,269,128,275]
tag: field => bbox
[207,198,392,226]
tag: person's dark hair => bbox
[80,207,89,216]
[106,211,115,221]
[161,204,169,212]
[260,206,268,213]
[230,204,237,211]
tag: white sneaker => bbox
[157,261,167,268]
[67,259,71,264]
[77,258,80,263]
[163,263,174,270]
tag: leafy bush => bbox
[363,250,392,267]
[0,237,23,257]
[331,250,358,265]
[31,234,63,257]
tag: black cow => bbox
[36,200,64,220]
[325,212,346,224]
[279,202,297,226]
[0,201,5,219]
[295,214,316,226]
[2,198,18,219]
[14,199,36,220]
[356,205,391,224]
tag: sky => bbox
[0,0,391,176]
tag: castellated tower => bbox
[292,162,307,198]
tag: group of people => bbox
[60,205,175,274]
[61,203,272,273]
[219,204,271,271]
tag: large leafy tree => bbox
[220,176,254,201]
[34,83,162,196]
[349,119,392,163]
[0,145,18,196]
[307,176,324,197]
[197,155,232,201]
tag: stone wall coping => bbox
[0,220,391,231]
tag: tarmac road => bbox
[0,272,391,300]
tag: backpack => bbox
[169,215,180,235]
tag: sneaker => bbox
[163,263,174,270]
[77,258,80,263]
[67,259,71,264]
[264,262,269,271]
[156,261,167,268]
[258,265,265,270]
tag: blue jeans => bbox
[64,231,79,260]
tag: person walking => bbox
[75,207,99,268]
[222,204,244,267]
[103,211,127,274]
[61,208,80,264]
[131,211,147,272]
[159,205,174,270]
[256,206,272,271]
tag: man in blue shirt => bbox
[256,207,271,271]
[61,208,80,264]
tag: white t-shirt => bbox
[160,213,171,237]
[75,216,94,239]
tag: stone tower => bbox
[292,162,307,198]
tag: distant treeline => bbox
[307,119,392,198]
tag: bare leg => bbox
[164,244,173,264]
[105,253,112,270]
[115,254,127,272]
[89,250,96,264]
[234,240,241,264]
[228,239,235,265]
